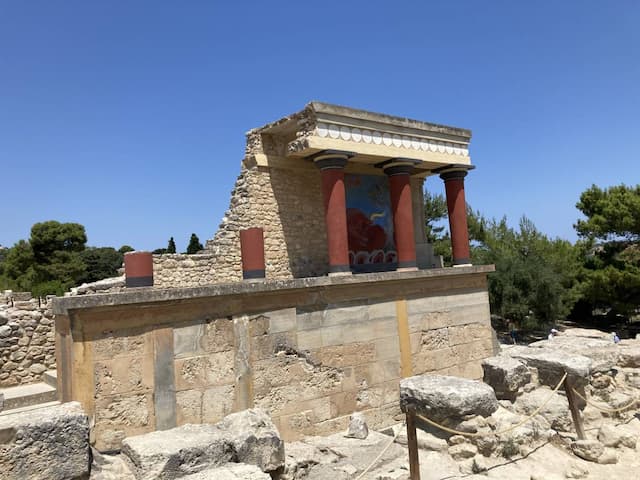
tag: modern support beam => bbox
[440,169,471,266]
[313,150,354,275]
[384,161,417,271]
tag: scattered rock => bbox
[180,463,270,479]
[216,408,285,472]
[482,356,531,400]
[448,442,478,460]
[122,408,283,479]
[400,375,499,422]
[514,387,573,431]
[0,401,90,480]
[597,448,618,464]
[570,439,604,462]
[393,426,448,452]
[506,346,591,388]
[564,460,589,478]
[345,412,368,439]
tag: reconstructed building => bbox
[52,103,497,450]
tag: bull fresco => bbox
[344,174,397,272]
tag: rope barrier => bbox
[354,421,405,480]
[415,372,568,438]
[571,388,638,414]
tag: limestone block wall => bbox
[53,266,496,451]
[0,297,56,387]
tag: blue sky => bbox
[1,2,638,251]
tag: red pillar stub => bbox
[314,151,353,275]
[385,162,417,270]
[441,169,471,265]
[124,251,154,287]
[240,227,265,280]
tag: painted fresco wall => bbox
[345,174,396,272]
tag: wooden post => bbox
[564,372,586,440]
[406,406,421,480]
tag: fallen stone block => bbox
[400,375,499,422]
[122,408,284,479]
[215,408,285,472]
[122,424,234,479]
[505,346,591,388]
[344,412,368,439]
[0,401,90,480]
[618,346,640,368]
[179,463,270,479]
[571,439,604,462]
[482,356,531,400]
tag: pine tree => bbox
[167,237,177,254]
[186,234,203,254]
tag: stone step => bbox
[43,369,57,389]
[0,400,61,417]
[0,382,58,411]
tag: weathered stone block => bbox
[482,356,531,400]
[174,351,234,390]
[400,375,499,421]
[202,385,235,423]
[122,409,283,478]
[0,401,90,480]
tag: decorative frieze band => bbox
[315,122,469,157]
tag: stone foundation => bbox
[53,266,496,451]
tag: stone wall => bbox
[153,254,218,288]
[204,164,328,280]
[53,266,496,451]
[0,295,56,387]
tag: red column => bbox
[314,154,351,275]
[385,164,417,270]
[240,227,265,280]
[440,170,471,265]
[124,251,154,287]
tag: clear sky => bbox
[1,1,638,252]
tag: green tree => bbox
[167,237,177,254]
[30,221,87,263]
[472,216,581,327]
[2,240,37,292]
[423,191,448,242]
[186,233,203,254]
[153,248,168,254]
[118,245,135,254]
[78,247,123,284]
[28,221,87,293]
[574,184,640,317]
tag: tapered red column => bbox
[440,169,471,265]
[384,163,417,270]
[240,227,265,280]
[314,152,353,275]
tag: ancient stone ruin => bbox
[4,103,637,479]
[45,102,497,453]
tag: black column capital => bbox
[380,158,419,176]
[439,169,468,182]
[309,150,355,170]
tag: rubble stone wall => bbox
[0,296,56,387]
[53,268,495,451]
